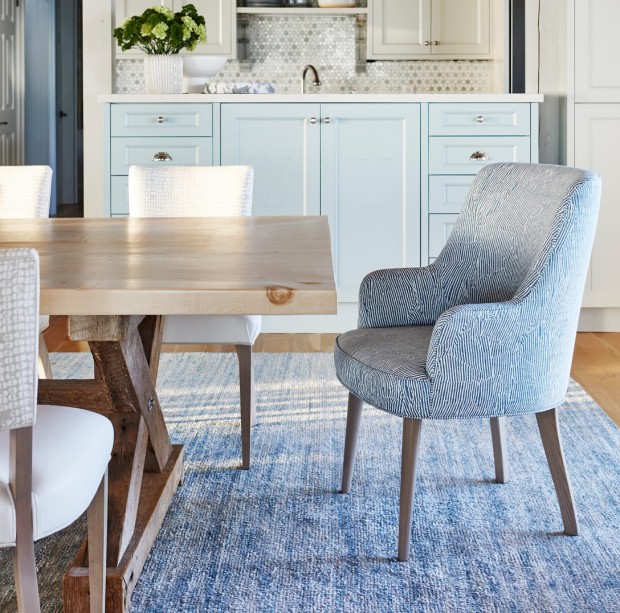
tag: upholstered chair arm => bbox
[425,300,573,419]
[358,264,447,328]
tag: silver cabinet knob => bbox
[152,152,173,162]
[424,40,430,46]
[476,115,485,123]
[469,151,489,162]
[309,117,317,124]
[433,40,439,45]
[323,117,332,124]
[157,116,165,124]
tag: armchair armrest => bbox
[425,300,573,417]
[358,264,447,328]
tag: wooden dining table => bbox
[0,216,336,612]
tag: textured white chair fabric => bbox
[128,164,261,469]
[0,248,113,612]
[0,165,52,219]
[0,165,54,378]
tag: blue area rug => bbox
[1,352,619,612]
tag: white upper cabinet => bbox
[368,0,492,60]
[115,0,236,58]
[575,0,620,102]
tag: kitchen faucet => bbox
[301,65,321,94]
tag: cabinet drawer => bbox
[110,104,212,137]
[429,214,459,259]
[110,137,213,175]
[429,103,531,136]
[110,176,129,216]
[428,136,531,174]
[428,175,475,214]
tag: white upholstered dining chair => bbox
[0,248,113,612]
[128,164,260,469]
[0,165,54,379]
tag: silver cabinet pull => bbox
[476,115,485,123]
[469,151,489,162]
[309,117,317,124]
[433,40,439,45]
[157,116,165,124]
[323,117,332,124]
[152,152,173,162]
[424,40,430,46]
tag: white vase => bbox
[143,55,183,94]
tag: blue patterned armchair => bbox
[334,163,601,561]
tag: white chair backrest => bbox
[0,248,40,431]
[0,166,52,218]
[128,165,254,218]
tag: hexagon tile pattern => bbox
[116,16,492,95]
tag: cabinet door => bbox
[321,104,421,302]
[575,0,620,102]
[368,0,430,59]
[574,105,620,306]
[220,104,321,217]
[431,0,490,57]
[174,1,236,57]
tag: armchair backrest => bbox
[0,166,52,218]
[0,249,40,431]
[128,165,254,217]
[431,163,600,406]
[436,163,601,309]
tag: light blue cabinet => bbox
[221,102,421,331]
[220,104,321,216]
[320,104,420,303]
[107,103,214,216]
[423,102,539,263]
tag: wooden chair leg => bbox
[11,428,40,613]
[536,408,579,535]
[13,542,39,613]
[235,344,255,470]
[37,332,53,379]
[87,470,108,613]
[490,416,508,483]
[398,418,423,562]
[341,392,363,494]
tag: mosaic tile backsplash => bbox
[115,15,494,95]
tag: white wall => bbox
[82,3,114,217]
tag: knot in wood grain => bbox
[266,286,295,306]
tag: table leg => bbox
[38,315,183,612]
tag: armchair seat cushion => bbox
[162,314,261,346]
[0,405,113,547]
[334,326,433,419]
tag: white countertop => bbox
[99,93,544,103]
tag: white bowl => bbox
[183,55,227,93]
[183,55,227,78]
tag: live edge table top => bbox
[0,215,337,317]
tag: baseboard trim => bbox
[578,308,620,332]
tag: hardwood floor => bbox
[43,317,620,426]
[570,332,620,426]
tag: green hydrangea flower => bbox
[113,3,207,55]
[151,22,169,40]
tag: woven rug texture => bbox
[0,352,619,612]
